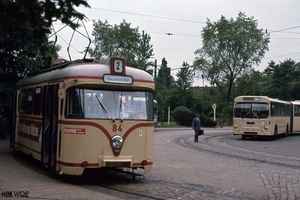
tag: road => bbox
[1,127,300,199]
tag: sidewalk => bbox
[0,139,124,200]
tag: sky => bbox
[52,0,300,86]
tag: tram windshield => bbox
[233,103,269,119]
[65,88,154,120]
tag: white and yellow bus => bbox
[233,96,291,139]
[11,56,155,176]
[290,100,300,133]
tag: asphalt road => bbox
[1,127,300,199]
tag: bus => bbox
[153,100,158,128]
[290,100,300,133]
[233,96,291,139]
[11,56,155,176]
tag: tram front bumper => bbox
[100,156,133,168]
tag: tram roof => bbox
[16,60,154,88]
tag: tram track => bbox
[11,135,267,200]
[70,172,261,200]
[175,133,300,169]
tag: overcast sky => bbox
[52,0,300,86]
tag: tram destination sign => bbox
[103,74,133,84]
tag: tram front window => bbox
[233,103,269,119]
[65,88,153,120]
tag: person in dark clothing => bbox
[191,114,201,142]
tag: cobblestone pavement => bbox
[1,127,300,199]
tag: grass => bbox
[157,122,189,128]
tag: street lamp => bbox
[201,74,204,115]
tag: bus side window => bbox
[295,105,300,116]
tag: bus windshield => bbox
[65,88,154,120]
[233,103,269,119]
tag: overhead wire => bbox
[55,6,300,63]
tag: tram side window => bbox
[20,88,34,114]
[32,87,42,115]
[65,88,84,118]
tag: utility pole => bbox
[154,59,157,80]
[202,74,204,115]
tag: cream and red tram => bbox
[11,57,155,176]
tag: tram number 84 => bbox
[112,124,122,132]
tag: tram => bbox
[11,56,155,176]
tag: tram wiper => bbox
[95,94,112,120]
[119,96,123,122]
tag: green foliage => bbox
[89,20,154,73]
[0,0,89,74]
[175,110,217,127]
[0,0,89,138]
[155,82,172,125]
[232,69,266,96]
[173,63,195,107]
[178,111,194,126]
[171,106,192,122]
[156,58,175,89]
[175,62,195,91]
[262,59,300,100]
[200,115,217,127]
[193,12,269,124]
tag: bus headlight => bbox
[111,135,123,149]
[234,124,238,129]
[263,125,269,131]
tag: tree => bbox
[262,59,300,100]
[172,62,195,107]
[0,0,89,138]
[156,58,175,89]
[155,58,175,124]
[233,69,266,97]
[89,20,154,73]
[0,0,90,75]
[136,30,155,73]
[193,12,269,122]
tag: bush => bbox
[171,106,191,122]
[200,115,217,127]
[178,111,194,126]
[176,111,217,127]
[171,106,217,127]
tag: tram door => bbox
[41,84,58,171]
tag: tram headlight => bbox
[111,135,123,149]
[263,125,269,131]
[234,124,238,129]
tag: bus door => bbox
[41,84,59,171]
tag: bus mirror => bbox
[58,88,65,99]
